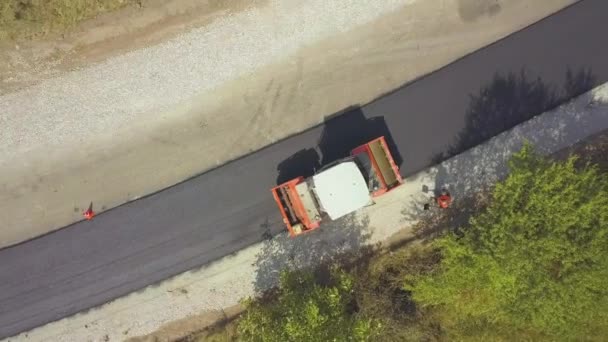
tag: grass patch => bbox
[0,0,142,41]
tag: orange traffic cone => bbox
[83,202,95,220]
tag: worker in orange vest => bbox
[436,188,452,209]
[423,188,452,210]
[83,202,95,220]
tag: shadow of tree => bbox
[552,129,608,172]
[404,191,490,244]
[433,67,596,164]
[400,133,608,278]
[252,214,372,294]
[429,67,597,193]
[400,67,606,240]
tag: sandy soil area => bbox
[0,0,576,249]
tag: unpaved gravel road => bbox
[0,0,576,248]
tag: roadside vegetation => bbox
[186,135,608,341]
[0,0,141,41]
[410,145,608,340]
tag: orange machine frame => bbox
[271,136,402,237]
[271,177,321,237]
[350,136,403,197]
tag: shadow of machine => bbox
[276,106,403,185]
[276,148,321,185]
[317,107,402,168]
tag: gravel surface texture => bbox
[0,0,413,163]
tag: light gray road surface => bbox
[1,0,607,338]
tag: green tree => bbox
[238,268,378,342]
[407,144,608,339]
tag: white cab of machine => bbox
[312,161,370,220]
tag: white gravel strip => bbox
[0,0,415,163]
[8,82,608,342]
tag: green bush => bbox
[238,268,379,342]
[407,144,608,340]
